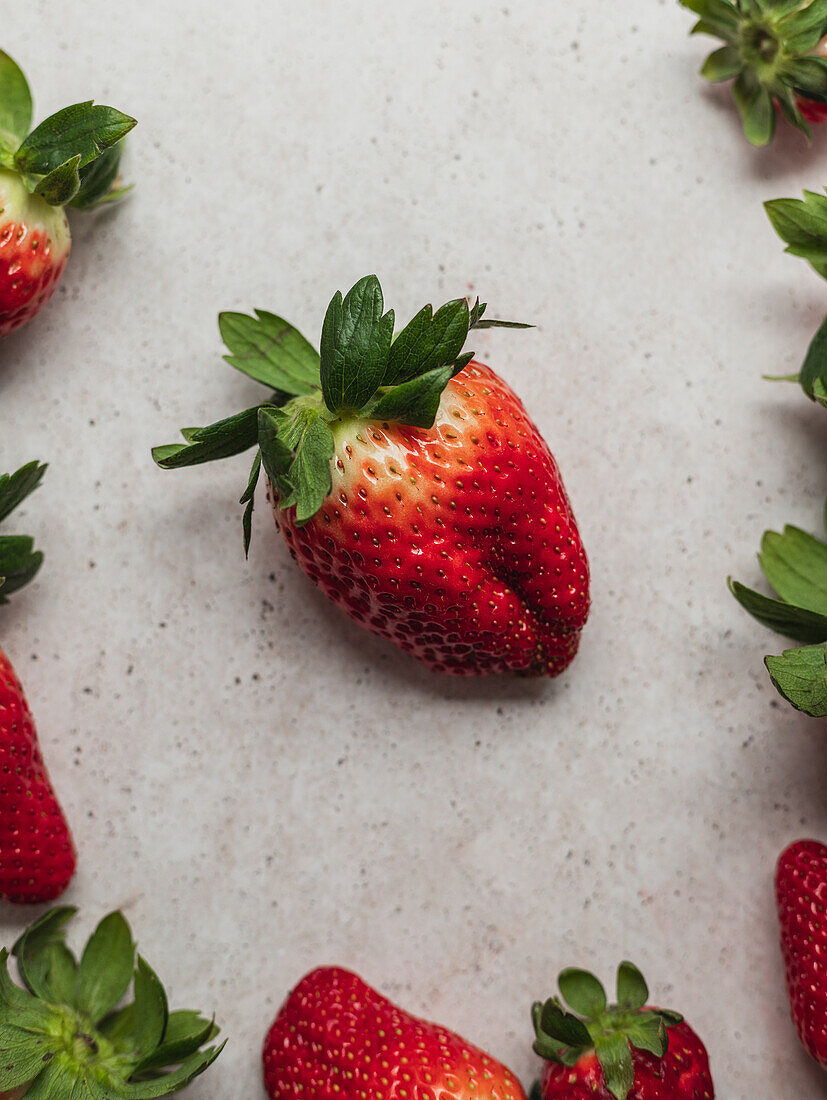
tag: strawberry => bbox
[0,50,135,336]
[154,276,589,676]
[775,839,827,1068]
[0,461,76,903]
[680,0,827,145]
[532,963,714,1100]
[0,906,224,1096]
[263,966,526,1100]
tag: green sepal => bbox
[594,1033,635,1100]
[219,309,320,397]
[320,275,395,414]
[70,143,129,210]
[783,56,827,103]
[557,969,607,1018]
[276,415,335,525]
[765,191,827,276]
[364,365,454,429]
[728,579,827,643]
[467,296,533,330]
[257,407,295,493]
[33,153,82,206]
[384,299,469,385]
[679,0,741,43]
[0,459,46,522]
[760,524,827,615]
[799,312,827,401]
[0,50,33,143]
[135,1011,218,1074]
[240,450,262,557]
[118,957,168,1069]
[538,999,592,1047]
[701,44,743,81]
[0,535,44,603]
[118,1041,226,1098]
[765,643,827,716]
[616,961,648,1011]
[151,406,261,469]
[75,912,136,1024]
[626,1015,668,1058]
[733,71,776,146]
[15,101,136,177]
[0,949,61,1092]
[12,906,79,1005]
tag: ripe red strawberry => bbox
[154,276,589,676]
[0,461,76,903]
[263,966,527,1100]
[0,50,135,336]
[680,0,827,145]
[532,963,714,1100]
[775,839,827,1068]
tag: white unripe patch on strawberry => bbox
[0,168,70,259]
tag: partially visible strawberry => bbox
[775,839,827,1068]
[263,966,527,1100]
[680,0,827,145]
[154,276,590,677]
[0,461,76,903]
[0,50,135,336]
[532,963,714,1100]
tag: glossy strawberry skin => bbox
[0,645,76,903]
[0,168,71,337]
[539,1020,713,1100]
[775,839,827,1068]
[263,967,526,1100]
[274,361,589,676]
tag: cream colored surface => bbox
[2,2,827,1097]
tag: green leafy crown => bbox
[531,962,683,1100]
[0,460,46,604]
[0,50,136,208]
[680,0,827,144]
[729,502,827,717]
[0,908,225,1099]
[152,274,529,547]
[765,188,827,405]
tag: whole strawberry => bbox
[0,50,135,336]
[775,839,827,1068]
[263,966,526,1100]
[680,0,827,145]
[0,461,76,903]
[0,906,224,1096]
[154,276,589,676]
[532,963,714,1100]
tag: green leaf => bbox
[119,1042,225,1098]
[280,415,335,524]
[798,312,827,400]
[733,71,776,145]
[0,460,46,523]
[616,961,648,1010]
[319,275,394,413]
[121,957,168,1067]
[12,906,78,1005]
[783,56,827,103]
[152,406,261,469]
[759,525,827,615]
[257,408,295,491]
[532,1035,566,1063]
[678,0,741,42]
[15,102,136,176]
[701,44,743,81]
[384,299,469,385]
[625,1014,668,1058]
[0,950,60,1091]
[766,643,827,716]
[136,1011,217,1072]
[219,310,320,397]
[729,579,827,642]
[785,0,827,53]
[33,153,82,206]
[364,365,453,429]
[0,535,44,602]
[75,912,135,1024]
[558,969,607,1018]
[765,193,827,274]
[0,51,32,142]
[240,450,262,557]
[594,1033,635,1100]
[538,999,593,1047]
[70,143,129,210]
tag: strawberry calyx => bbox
[0,460,46,604]
[531,963,683,1100]
[1,907,225,1098]
[680,0,827,144]
[152,274,530,548]
[0,50,135,209]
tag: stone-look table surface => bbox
[3,1,827,1096]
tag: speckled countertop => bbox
[3,1,827,1096]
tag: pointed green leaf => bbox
[783,56,827,103]
[538,999,593,1047]
[0,460,46,523]
[616,961,648,1010]
[364,365,453,429]
[594,1033,635,1100]
[0,535,43,602]
[759,525,827,615]
[119,1042,225,1098]
[15,102,136,176]
[240,450,262,557]
[70,143,128,210]
[136,1011,217,1072]
[701,44,742,81]
[558,969,607,1018]
[257,408,295,491]
[626,1014,668,1058]
[765,193,827,273]
[219,310,320,396]
[0,51,32,143]
[120,957,168,1067]
[733,72,776,145]
[798,312,827,400]
[319,275,394,413]
[532,1035,566,1063]
[679,0,741,42]
[33,153,82,206]
[729,578,827,642]
[75,912,135,1023]
[282,416,335,524]
[12,906,78,1005]
[152,406,261,469]
[384,299,469,385]
[766,643,827,716]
